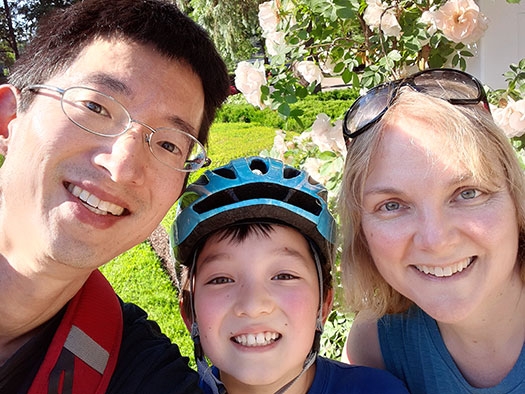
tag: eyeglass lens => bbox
[411,70,481,102]
[60,87,206,171]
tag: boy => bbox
[170,156,410,394]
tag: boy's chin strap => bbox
[191,322,226,394]
[273,327,320,394]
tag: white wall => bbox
[468,0,525,89]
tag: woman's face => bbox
[360,115,521,324]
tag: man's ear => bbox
[179,297,193,331]
[0,84,19,155]
[321,287,334,324]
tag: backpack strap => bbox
[28,269,123,394]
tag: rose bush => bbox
[235,0,524,359]
[234,0,524,188]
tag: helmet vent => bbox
[192,183,322,216]
[248,158,269,174]
[212,167,237,179]
[283,167,301,179]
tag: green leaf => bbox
[278,102,291,117]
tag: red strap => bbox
[28,270,123,394]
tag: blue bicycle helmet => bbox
[171,156,336,267]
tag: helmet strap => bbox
[188,250,227,394]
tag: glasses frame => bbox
[342,68,490,140]
[23,84,211,172]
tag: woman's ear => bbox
[0,84,19,155]
[321,287,334,324]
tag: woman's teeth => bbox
[416,257,473,277]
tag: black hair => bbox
[9,0,229,144]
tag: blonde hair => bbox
[339,88,525,318]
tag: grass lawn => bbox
[100,121,278,366]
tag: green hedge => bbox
[216,89,358,131]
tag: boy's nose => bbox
[233,282,275,318]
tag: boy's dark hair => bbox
[179,222,333,322]
[9,0,229,144]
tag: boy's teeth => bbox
[233,332,280,347]
[68,184,125,216]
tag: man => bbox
[0,0,229,392]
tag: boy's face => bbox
[192,225,325,392]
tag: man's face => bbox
[0,38,204,273]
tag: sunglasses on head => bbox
[342,68,490,140]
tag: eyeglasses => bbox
[24,84,211,172]
[342,68,490,140]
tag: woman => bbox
[339,68,525,393]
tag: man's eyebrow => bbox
[166,115,198,137]
[82,73,199,137]
[83,73,131,95]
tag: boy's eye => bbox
[272,273,298,280]
[207,276,233,285]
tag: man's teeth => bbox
[233,332,279,347]
[416,258,472,277]
[68,184,125,216]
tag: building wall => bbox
[468,0,525,89]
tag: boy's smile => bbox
[232,331,281,347]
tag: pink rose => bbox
[432,0,488,44]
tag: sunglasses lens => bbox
[412,69,481,102]
[345,83,394,137]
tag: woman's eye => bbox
[459,189,481,200]
[381,201,400,211]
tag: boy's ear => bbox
[321,288,334,324]
[0,84,19,155]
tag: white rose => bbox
[265,30,286,56]
[492,99,525,138]
[508,99,525,137]
[420,10,438,37]
[310,114,346,155]
[431,0,488,44]
[234,61,267,109]
[363,0,401,38]
[296,61,323,84]
[258,1,279,35]
[302,157,326,184]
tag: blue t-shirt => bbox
[379,305,525,393]
[201,356,409,393]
